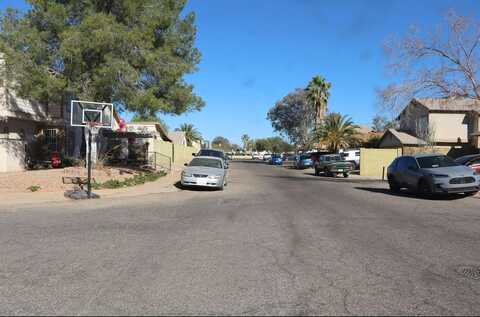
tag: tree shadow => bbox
[354,187,469,201]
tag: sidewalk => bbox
[0,169,182,208]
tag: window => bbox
[406,157,419,170]
[44,129,58,151]
[189,158,223,169]
[417,155,457,169]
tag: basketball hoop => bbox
[69,100,115,199]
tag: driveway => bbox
[1,161,479,315]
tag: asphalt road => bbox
[1,161,480,315]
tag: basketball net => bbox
[85,122,101,168]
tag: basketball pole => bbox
[87,126,92,199]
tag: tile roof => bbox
[414,97,480,112]
[385,128,428,146]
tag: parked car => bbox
[314,154,355,177]
[454,154,480,174]
[262,153,272,161]
[296,153,314,169]
[310,151,333,165]
[251,152,263,160]
[340,149,360,169]
[387,154,480,196]
[196,148,229,168]
[283,155,298,168]
[181,156,228,190]
[269,154,283,165]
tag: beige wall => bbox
[172,143,197,165]
[0,119,37,172]
[153,140,197,169]
[429,113,468,143]
[0,139,25,172]
[360,148,401,178]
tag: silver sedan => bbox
[181,156,228,190]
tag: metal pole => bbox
[87,127,92,198]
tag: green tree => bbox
[267,89,314,149]
[241,134,250,151]
[0,0,204,117]
[212,136,231,151]
[306,75,331,129]
[177,123,201,146]
[316,113,360,152]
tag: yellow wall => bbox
[153,140,198,169]
[360,148,401,178]
[172,143,197,165]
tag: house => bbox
[395,97,480,148]
[0,54,64,172]
[379,128,428,148]
[168,131,188,146]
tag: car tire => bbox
[388,177,400,193]
[465,191,478,197]
[418,179,432,197]
[314,168,319,176]
[343,173,349,178]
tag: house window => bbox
[44,129,58,151]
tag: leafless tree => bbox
[379,11,480,116]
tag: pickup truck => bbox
[314,154,355,178]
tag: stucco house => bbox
[0,55,64,172]
[396,97,479,147]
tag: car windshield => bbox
[417,155,458,168]
[198,150,224,159]
[189,158,223,169]
[300,154,311,159]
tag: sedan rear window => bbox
[417,155,458,169]
[198,150,225,159]
[189,158,223,169]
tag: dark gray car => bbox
[387,154,480,196]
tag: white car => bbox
[340,149,360,169]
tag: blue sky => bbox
[1,0,480,144]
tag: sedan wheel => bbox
[388,177,400,193]
[418,179,432,197]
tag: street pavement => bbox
[1,160,480,315]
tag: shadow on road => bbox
[263,174,382,184]
[174,181,221,192]
[355,187,468,201]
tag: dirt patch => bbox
[0,167,142,193]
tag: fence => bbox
[147,152,172,173]
[360,148,402,178]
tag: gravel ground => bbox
[0,167,142,193]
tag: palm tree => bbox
[241,134,251,151]
[306,75,332,129]
[316,113,359,152]
[178,123,202,146]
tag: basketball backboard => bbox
[70,100,114,129]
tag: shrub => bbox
[27,185,41,192]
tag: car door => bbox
[403,157,421,189]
